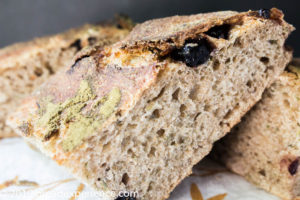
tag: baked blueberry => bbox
[171,39,212,67]
[258,9,271,19]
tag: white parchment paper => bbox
[0,138,279,200]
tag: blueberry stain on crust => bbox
[171,38,213,67]
[258,9,271,19]
[205,24,231,39]
[288,158,299,175]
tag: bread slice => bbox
[213,59,300,200]
[7,8,293,200]
[0,19,132,138]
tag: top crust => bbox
[120,8,286,55]
[0,18,133,72]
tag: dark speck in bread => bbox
[171,38,212,67]
[70,39,82,51]
[88,37,97,46]
[258,9,271,19]
[288,158,299,175]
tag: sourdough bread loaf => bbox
[7,8,293,200]
[0,20,132,138]
[213,59,300,200]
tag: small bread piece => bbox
[214,59,300,200]
[0,20,131,138]
[7,8,293,199]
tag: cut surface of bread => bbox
[7,8,293,200]
[213,59,300,200]
[0,19,132,138]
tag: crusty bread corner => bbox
[7,8,294,199]
[0,18,132,138]
[213,59,300,200]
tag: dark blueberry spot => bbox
[288,159,299,175]
[171,39,213,67]
[88,37,97,45]
[70,39,82,51]
[205,24,231,39]
[258,9,271,19]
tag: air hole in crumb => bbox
[171,141,176,146]
[156,129,165,137]
[178,136,185,144]
[101,163,107,168]
[97,178,101,181]
[151,109,160,119]
[213,59,221,71]
[225,58,230,64]
[234,37,243,47]
[149,147,156,157]
[34,67,43,77]
[240,58,245,64]
[268,40,277,45]
[152,87,165,101]
[180,104,187,117]
[194,112,201,121]
[267,66,274,71]
[17,74,23,79]
[233,56,237,62]
[127,149,136,158]
[204,24,231,39]
[127,123,137,129]
[189,85,199,100]
[284,99,290,108]
[204,104,211,112]
[45,62,55,75]
[224,110,233,120]
[70,39,82,51]
[259,169,266,176]
[219,121,229,128]
[260,57,269,64]
[246,80,253,88]
[283,92,289,98]
[102,142,111,153]
[147,182,154,192]
[172,88,180,100]
[121,173,129,185]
